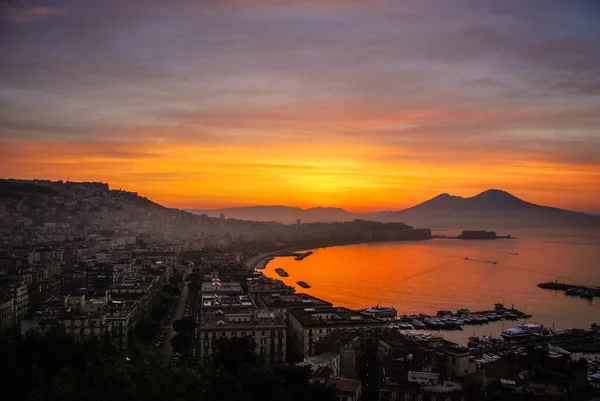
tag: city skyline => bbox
[1,0,600,213]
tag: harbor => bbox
[538,281,600,299]
[396,304,532,331]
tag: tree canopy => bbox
[0,330,336,401]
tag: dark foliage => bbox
[0,331,336,401]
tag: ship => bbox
[359,304,398,320]
[274,268,289,277]
[500,324,552,340]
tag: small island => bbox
[457,230,511,240]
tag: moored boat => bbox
[501,324,551,340]
[360,305,398,320]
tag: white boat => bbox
[361,305,398,319]
[501,324,550,340]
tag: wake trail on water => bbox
[397,259,460,282]
[429,250,516,265]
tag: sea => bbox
[263,227,600,345]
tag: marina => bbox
[466,324,600,355]
[397,304,532,331]
[538,281,600,299]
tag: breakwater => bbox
[398,304,532,331]
[538,282,600,299]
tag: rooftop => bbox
[201,280,244,294]
[200,308,285,330]
[247,276,295,293]
[289,306,385,328]
[325,378,361,394]
[259,293,332,308]
[201,294,255,308]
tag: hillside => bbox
[189,190,600,228]
[189,206,354,224]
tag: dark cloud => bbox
[0,0,599,163]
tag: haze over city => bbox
[2,0,600,213]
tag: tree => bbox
[134,321,160,343]
[173,317,195,335]
[186,272,200,283]
[162,284,179,296]
[171,333,191,354]
[0,330,205,401]
[169,274,183,285]
[150,306,167,322]
[187,281,200,293]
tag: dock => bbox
[538,282,600,299]
[294,251,313,261]
[399,304,532,331]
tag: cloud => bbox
[0,4,66,23]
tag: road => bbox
[163,267,192,356]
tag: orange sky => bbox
[2,137,599,213]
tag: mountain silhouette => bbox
[405,189,534,211]
[189,189,600,228]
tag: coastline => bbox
[243,237,436,270]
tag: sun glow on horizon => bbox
[2,137,599,214]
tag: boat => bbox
[360,305,398,320]
[296,281,311,289]
[274,268,289,277]
[501,324,551,340]
[397,322,414,330]
[412,320,426,329]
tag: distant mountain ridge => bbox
[189,189,600,228]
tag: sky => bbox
[1,0,599,213]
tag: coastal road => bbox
[163,267,192,356]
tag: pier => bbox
[294,251,313,261]
[399,304,532,331]
[538,282,600,299]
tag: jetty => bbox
[296,281,311,289]
[294,251,313,261]
[399,304,532,331]
[538,282,600,299]
[274,268,289,277]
